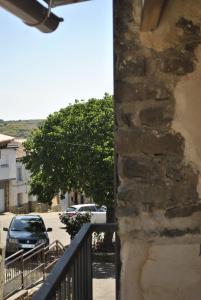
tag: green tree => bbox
[23,94,114,220]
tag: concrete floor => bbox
[93,279,115,300]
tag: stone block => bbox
[165,203,201,218]
[118,181,172,216]
[161,55,194,76]
[120,156,163,181]
[115,81,146,103]
[177,17,200,39]
[119,153,199,216]
[116,129,184,156]
[171,179,198,206]
[115,81,171,103]
[147,82,172,101]
[119,57,146,78]
[139,105,173,127]
[166,160,198,183]
[120,112,133,127]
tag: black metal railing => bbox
[33,223,118,300]
[4,240,65,299]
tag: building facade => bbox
[9,139,37,213]
[0,135,17,213]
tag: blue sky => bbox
[0,0,113,120]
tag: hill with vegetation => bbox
[0,119,43,138]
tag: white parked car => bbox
[64,204,107,223]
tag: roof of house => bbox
[0,134,14,144]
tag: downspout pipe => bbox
[0,0,63,33]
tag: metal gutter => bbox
[0,0,63,33]
[43,0,90,8]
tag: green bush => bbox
[59,213,91,239]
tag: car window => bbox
[95,206,106,212]
[11,218,46,232]
[79,207,87,212]
[100,206,107,212]
[66,207,77,212]
[79,206,96,212]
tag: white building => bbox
[0,134,17,213]
[9,139,37,213]
[0,135,37,213]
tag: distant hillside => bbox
[0,119,44,138]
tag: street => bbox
[0,211,70,247]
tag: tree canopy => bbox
[23,94,114,208]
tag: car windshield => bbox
[11,218,46,232]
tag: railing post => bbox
[115,231,121,300]
[0,244,5,300]
[87,233,92,300]
[21,254,24,289]
[43,246,46,281]
[56,240,59,258]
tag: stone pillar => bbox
[115,1,201,299]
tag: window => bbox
[79,206,96,212]
[17,193,23,207]
[0,151,8,168]
[17,167,22,181]
[66,207,77,212]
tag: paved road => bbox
[0,211,70,247]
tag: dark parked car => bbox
[4,215,52,256]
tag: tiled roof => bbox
[0,134,14,144]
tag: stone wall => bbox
[115,1,201,299]
[9,203,29,214]
[29,201,49,213]
[9,201,49,213]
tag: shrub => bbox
[59,213,91,239]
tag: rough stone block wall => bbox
[29,201,49,213]
[9,203,29,214]
[115,0,201,299]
